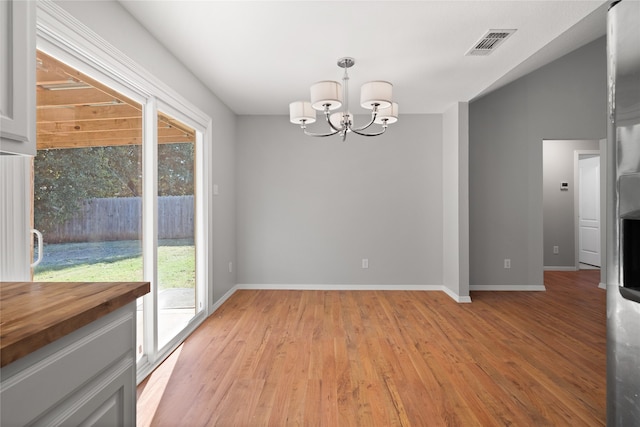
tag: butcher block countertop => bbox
[0,281,150,367]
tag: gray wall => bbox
[56,1,238,305]
[54,2,609,295]
[469,37,607,288]
[236,114,443,286]
[543,139,599,268]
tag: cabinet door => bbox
[0,156,32,281]
[0,305,137,427]
[0,0,36,156]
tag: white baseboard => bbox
[469,284,547,291]
[238,283,442,291]
[544,266,578,271]
[236,283,472,303]
[599,282,607,290]
[209,284,240,314]
[441,286,472,303]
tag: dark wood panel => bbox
[137,270,605,426]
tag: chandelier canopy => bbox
[289,57,398,141]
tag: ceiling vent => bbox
[466,29,516,56]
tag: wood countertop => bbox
[0,281,150,367]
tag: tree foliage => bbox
[34,143,194,233]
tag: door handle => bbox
[31,229,43,268]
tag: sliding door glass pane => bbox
[32,50,145,360]
[156,111,197,349]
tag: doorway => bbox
[575,152,601,268]
[542,140,604,271]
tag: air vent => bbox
[466,29,516,56]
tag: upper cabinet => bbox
[0,0,36,156]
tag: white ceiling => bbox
[118,0,608,116]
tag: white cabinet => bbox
[0,156,32,281]
[0,0,36,156]
[0,303,137,427]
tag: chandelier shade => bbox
[289,101,316,124]
[289,57,398,141]
[310,81,342,111]
[360,81,393,109]
[374,102,398,124]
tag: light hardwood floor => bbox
[137,270,606,426]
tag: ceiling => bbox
[117,0,609,116]
[36,50,195,149]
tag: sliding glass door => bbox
[32,48,205,375]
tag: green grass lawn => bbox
[34,242,195,289]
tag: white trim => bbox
[203,122,215,315]
[599,282,607,290]
[36,0,210,128]
[442,286,472,303]
[544,266,578,271]
[211,285,240,313]
[37,1,146,100]
[470,285,547,291]
[237,283,472,303]
[142,96,158,361]
[195,124,210,317]
[238,283,442,291]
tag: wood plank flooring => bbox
[137,270,606,426]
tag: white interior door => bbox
[578,155,600,267]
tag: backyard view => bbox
[33,239,194,286]
[32,142,197,353]
[33,143,196,287]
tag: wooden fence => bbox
[44,196,194,243]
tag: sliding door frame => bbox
[36,1,212,383]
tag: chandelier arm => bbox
[303,129,341,137]
[350,116,376,132]
[350,105,380,132]
[299,119,341,137]
[350,125,388,137]
[301,127,341,138]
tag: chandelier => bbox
[289,57,398,141]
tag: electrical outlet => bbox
[504,258,511,269]
[553,246,559,254]
[228,261,233,273]
[362,258,369,269]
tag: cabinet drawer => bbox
[33,358,135,427]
